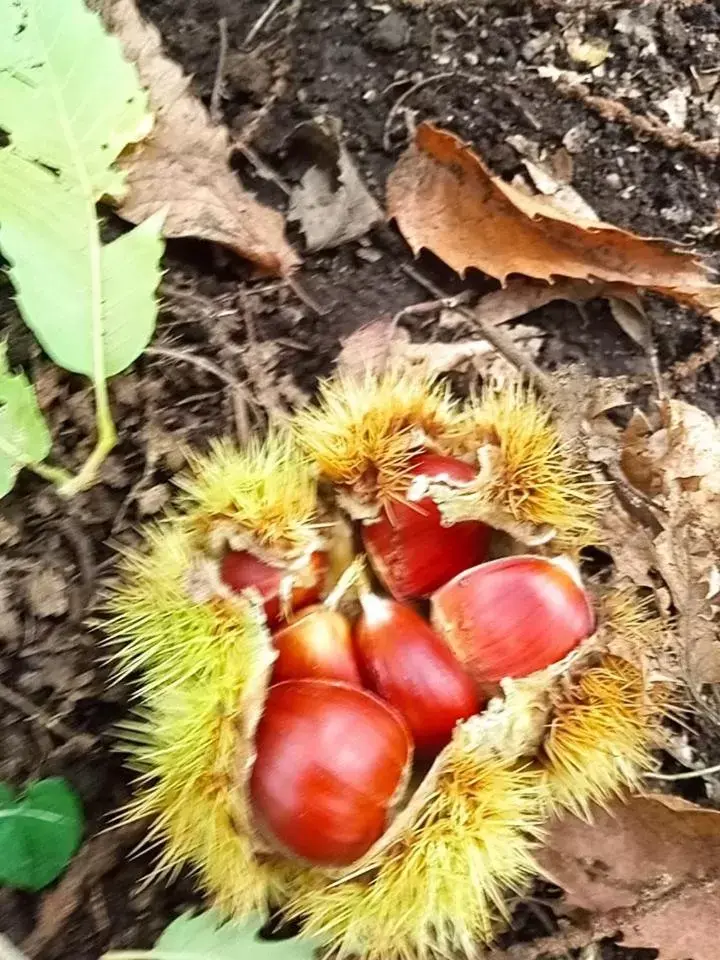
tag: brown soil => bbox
[2,0,720,958]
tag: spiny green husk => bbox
[284,730,546,960]
[106,523,253,696]
[441,380,600,547]
[105,408,669,957]
[177,431,320,555]
[542,655,664,819]
[107,519,278,914]
[293,367,460,503]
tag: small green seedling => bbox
[103,910,324,960]
[0,777,84,892]
[0,0,163,498]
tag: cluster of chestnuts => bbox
[108,370,664,959]
[221,448,595,868]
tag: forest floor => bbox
[2,0,720,958]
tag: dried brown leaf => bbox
[337,279,645,380]
[522,159,600,222]
[552,372,720,685]
[101,0,299,275]
[287,118,383,251]
[399,325,544,380]
[335,318,410,377]
[617,400,720,610]
[620,878,720,960]
[538,795,720,913]
[387,123,720,320]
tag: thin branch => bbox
[210,17,229,123]
[285,274,329,315]
[645,762,720,781]
[145,345,246,390]
[232,140,292,195]
[0,681,79,742]
[383,72,456,152]
[391,290,474,327]
[60,511,96,621]
[145,345,257,441]
[556,80,720,162]
[244,0,285,47]
[400,265,551,391]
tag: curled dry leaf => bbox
[100,0,299,275]
[620,399,720,682]
[287,117,383,251]
[335,316,543,383]
[550,370,720,684]
[537,795,720,960]
[522,159,600,223]
[336,278,645,379]
[387,123,720,320]
[399,325,544,381]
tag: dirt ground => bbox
[2,0,720,957]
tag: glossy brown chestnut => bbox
[432,555,595,682]
[250,680,412,866]
[354,592,481,752]
[362,452,491,601]
[272,605,362,686]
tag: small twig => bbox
[210,17,229,123]
[146,345,246,390]
[244,0,285,47]
[233,140,292,195]
[556,80,720,162]
[0,681,78,741]
[23,823,145,959]
[645,761,720,781]
[110,445,157,536]
[231,386,251,445]
[60,511,96,622]
[146,345,256,442]
[383,72,456,152]
[400,265,551,391]
[669,336,720,383]
[391,291,474,327]
[285,274,329,315]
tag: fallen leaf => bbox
[620,878,720,960]
[387,123,720,320]
[556,375,720,686]
[522,159,600,222]
[336,316,542,385]
[336,318,410,378]
[618,399,720,609]
[566,33,611,69]
[538,794,720,913]
[99,0,298,275]
[399,325,544,380]
[537,795,720,959]
[337,279,649,380]
[607,290,651,350]
[656,87,689,131]
[288,118,383,251]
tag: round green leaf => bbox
[0,777,84,891]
